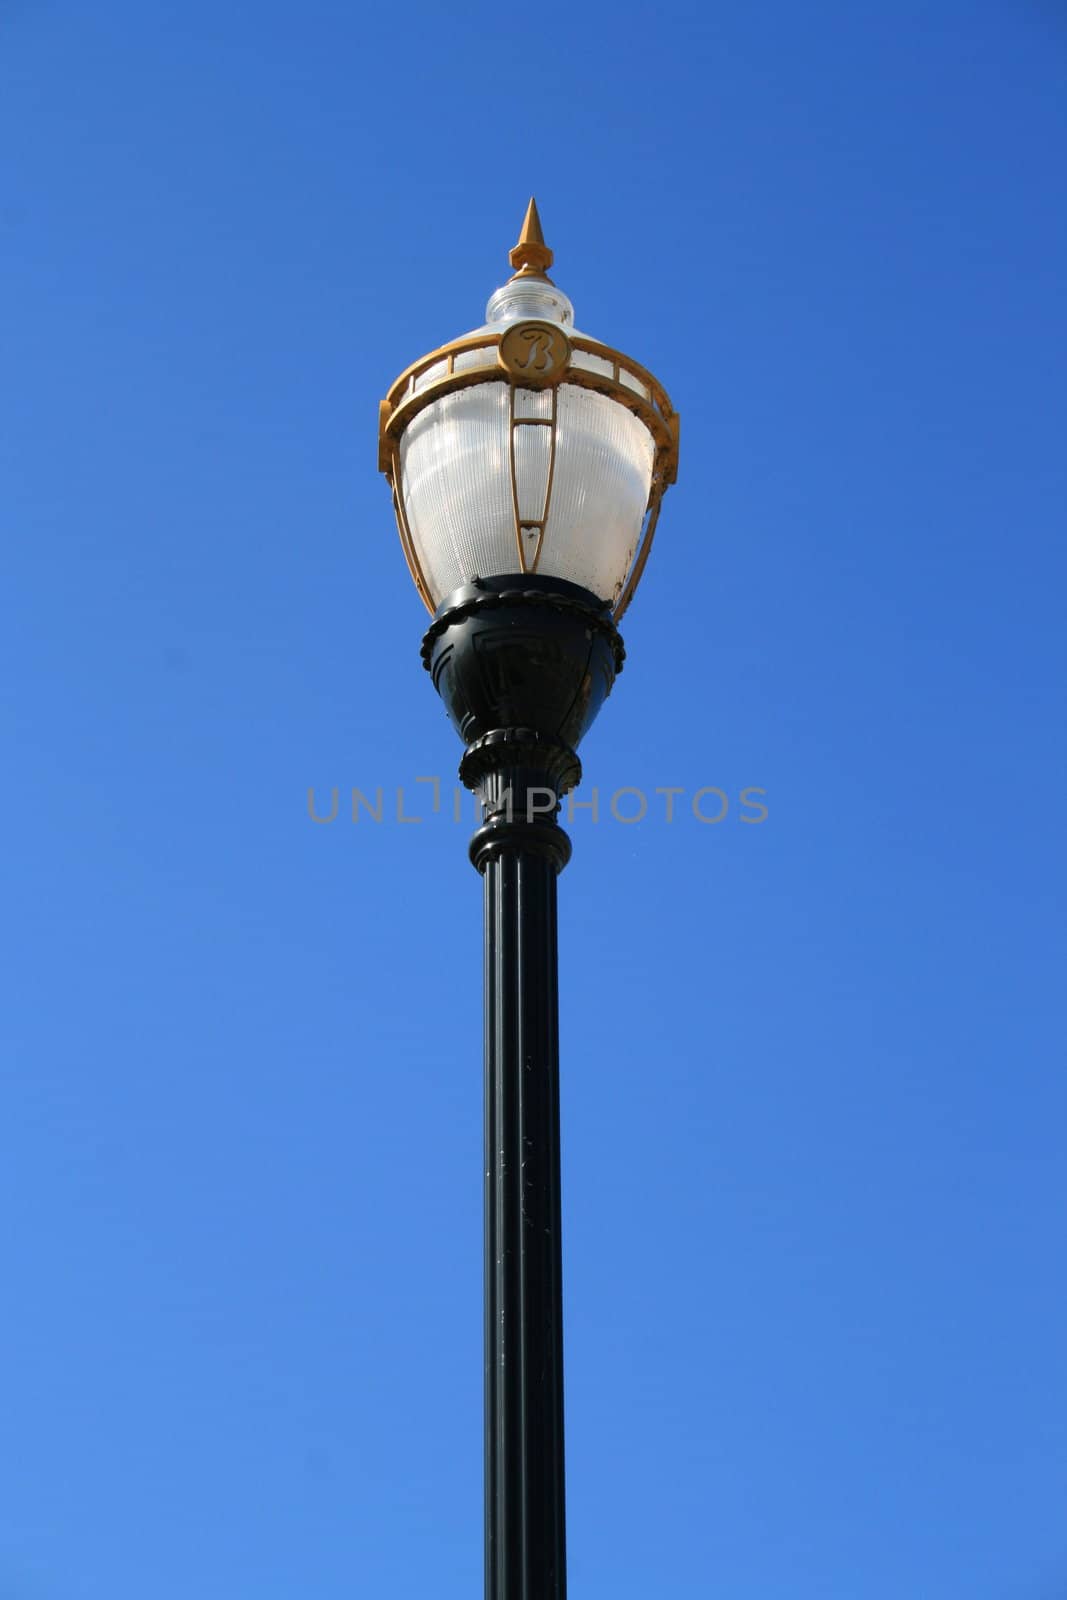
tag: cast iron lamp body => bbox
[379,202,677,1600]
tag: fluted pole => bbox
[472,765,571,1600]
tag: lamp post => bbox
[378,200,679,1598]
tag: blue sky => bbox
[2,2,1065,1596]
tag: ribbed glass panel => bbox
[620,369,650,400]
[453,345,495,373]
[514,424,551,521]
[413,358,447,394]
[543,385,655,600]
[399,381,655,607]
[400,385,515,604]
[571,350,614,378]
[514,387,552,419]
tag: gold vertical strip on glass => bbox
[507,383,529,572]
[508,385,557,573]
[613,483,664,621]
[391,439,434,612]
[529,385,559,573]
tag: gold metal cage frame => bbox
[378,324,680,621]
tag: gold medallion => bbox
[498,320,571,384]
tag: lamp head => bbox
[378,201,678,620]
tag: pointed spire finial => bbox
[508,197,554,280]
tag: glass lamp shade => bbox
[379,218,678,618]
[399,380,656,607]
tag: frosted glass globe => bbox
[399,381,653,606]
[396,274,658,610]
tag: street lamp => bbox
[378,199,679,1598]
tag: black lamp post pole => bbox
[423,575,624,1600]
[478,761,570,1599]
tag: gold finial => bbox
[508,197,554,281]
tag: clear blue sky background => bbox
[2,3,1065,1596]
